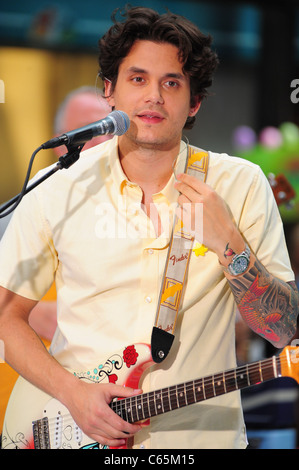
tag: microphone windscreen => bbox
[111,110,130,136]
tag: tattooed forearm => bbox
[228,259,299,348]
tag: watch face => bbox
[233,255,249,274]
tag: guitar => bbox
[2,343,299,449]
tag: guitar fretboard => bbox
[111,355,281,423]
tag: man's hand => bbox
[174,173,245,263]
[63,379,143,448]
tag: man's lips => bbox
[136,111,165,123]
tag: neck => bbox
[118,137,181,196]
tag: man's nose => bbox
[144,81,164,105]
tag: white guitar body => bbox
[2,343,153,449]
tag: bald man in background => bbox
[53,86,112,155]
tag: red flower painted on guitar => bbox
[108,373,118,384]
[123,345,139,368]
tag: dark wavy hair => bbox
[98,6,219,129]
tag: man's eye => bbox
[132,77,144,83]
[166,81,179,88]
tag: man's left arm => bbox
[227,257,299,348]
[175,172,299,349]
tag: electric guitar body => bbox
[2,343,153,449]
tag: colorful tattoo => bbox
[223,243,235,259]
[228,259,299,346]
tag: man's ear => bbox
[189,96,201,117]
[104,79,115,107]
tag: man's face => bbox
[105,40,200,152]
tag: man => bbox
[0,6,298,449]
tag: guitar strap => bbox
[151,145,209,363]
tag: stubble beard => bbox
[123,122,182,153]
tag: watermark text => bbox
[290,79,299,103]
[94,199,204,244]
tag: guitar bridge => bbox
[32,417,50,449]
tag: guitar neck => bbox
[111,355,281,422]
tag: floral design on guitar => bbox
[73,345,139,384]
[123,345,139,368]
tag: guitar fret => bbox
[214,372,226,396]
[124,399,129,421]
[142,393,150,420]
[224,369,237,393]
[204,376,215,399]
[246,364,250,386]
[155,390,163,415]
[259,360,263,382]
[202,378,206,399]
[131,396,139,422]
[212,376,216,396]
[261,359,275,382]
[126,397,134,423]
[273,356,278,378]
[194,378,204,402]
[114,399,120,418]
[177,383,187,408]
[172,385,180,410]
[112,398,127,421]
[192,381,196,403]
[276,355,282,377]
[223,371,227,393]
[135,394,144,421]
[148,391,156,417]
[236,368,249,390]
[185,381,196,405]
[248,363,263,385]
[132,396,139,422]
[111,399,117,415]
[168,385,177,411]
[162,388,171,413]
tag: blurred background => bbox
[0,0,299,449]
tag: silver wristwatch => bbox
[224,243,251,276]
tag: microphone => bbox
[41,110,130,149]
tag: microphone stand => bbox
[0,143,84,218]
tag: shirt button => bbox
[145,296,152,303]
[147,249,154,255]
[128,206,137,215]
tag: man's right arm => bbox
[0,286,142,447]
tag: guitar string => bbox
[38,354,293,438]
